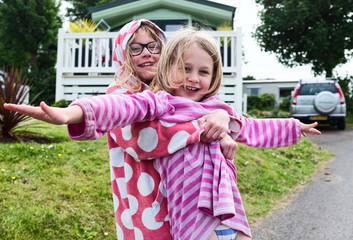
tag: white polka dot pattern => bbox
[137,127,158,152]
[110,147,125,167]
[121,209,133,229]
[159,120,176,127]
[116,222,124,240]
[167,131,190,154]
[124,162,133,182]
[142,208,164,230]
[127,194,139,215]
[116,178,128,199]
[134,227,143,239]
[121,125,132,140]
[113,192,119,212]
[137,173,154,196]
[125,147,139,161]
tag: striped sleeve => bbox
[235,115,301,148]
[67,91,174,140]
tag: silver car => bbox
[290,79,346,130]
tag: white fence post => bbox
[55,28,65,102]
[243,93,247,114]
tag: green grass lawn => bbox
[0,121,333,239]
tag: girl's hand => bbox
[3,102,84,125]
[300,122,321,137]
[219,134,238,160]
[197,109,230,143]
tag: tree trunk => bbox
[30,52,38,70]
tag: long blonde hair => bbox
[149,27,223,100]
[114,23,165,92]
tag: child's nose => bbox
[187,72,199,83]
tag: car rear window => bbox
[298,83,338,95]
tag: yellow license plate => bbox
[311,116,328,121]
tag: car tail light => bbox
[335,82,345,105]
[291,84,300,105]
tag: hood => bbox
[112,19,167,73]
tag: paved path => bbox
[250,126,353,240]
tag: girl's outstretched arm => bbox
[300,121,321,137]
[3,102,84,125]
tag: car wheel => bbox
[314,91,338,114]
[337,118,346,130]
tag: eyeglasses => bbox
[130,41,162,56]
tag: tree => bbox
[65,0,112,21]
[254,0,353,77]
[0,0,62,105]
[337,75,353,114]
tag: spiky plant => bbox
[0,66,41,142]
[69,19,99,33]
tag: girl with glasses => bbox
[4,20,235,240]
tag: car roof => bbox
[300,79,336,84]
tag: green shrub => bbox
[51,99,71,108]
[247,93,276,111]
[260,93,276,109]
[279,97,291,111]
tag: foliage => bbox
[247,108,290,119]
[337,75,353,114]
[247,93,291,118]
[70,18,99,33]
[254,0,353,77]
[28,69,57,106]
[347,112,353,124]
[247,93,276,111]
[279,97,291,111]
[243,75,256,80]
[217,21,232,31]
[65,0,113,21]
[0,122,332,238]
[217,21,232,47]
[0,0,62,106]
[0,66,42,141]
[51,99,72,108]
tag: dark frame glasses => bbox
[129,41,162,56]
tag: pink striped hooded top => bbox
[68,90,302,239]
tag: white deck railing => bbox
[55,28,243,112]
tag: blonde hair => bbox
[149,26,223,100]
[114,22,165,92]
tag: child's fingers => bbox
[4,103,36,116]
[197,115,206,127]
[311,128,321,135]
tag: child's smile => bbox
[185,86,199,91]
